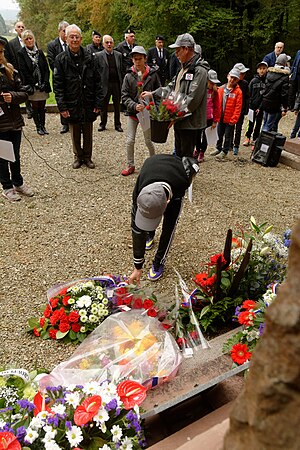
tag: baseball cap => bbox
[233,63,249,73]
[229,68,241,79]
[130,45,147,56]
[208,69,221,84]
[135,182,170,231]
[256,61,268,69]
[169,33,195,48]
[276,53,291,66]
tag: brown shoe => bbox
[85,159,95,169]
[72,159,82,169]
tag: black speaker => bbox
[252,131,286,167]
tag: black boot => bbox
[32,111,44,135]
[40,109,49,135]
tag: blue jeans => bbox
[262,111,281,132]
[0,130,23,190]
[291,112,300,138]
[216,121,234,154]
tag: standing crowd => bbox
[1,23,300,282]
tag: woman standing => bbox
[0,37,34,201]
[18,29,51,135]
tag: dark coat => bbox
[248,74,266,111]
[0,67,28,132]
[238,79,250,115]
[147,47,169,86]
[85,43,103,55]
[53,47,103,123]
[47,37,64,71]
[17,47,51,93]
[169,52,181,79]
[263,51,277,68]
[5,36,22,70]
[115,40,135,78]
[262,66,290,113]
[121,65,161,117]
[96,50,123,95]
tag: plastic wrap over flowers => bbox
[40,310,182,390]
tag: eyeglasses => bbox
[68,35,81,40]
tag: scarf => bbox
[25,46,42,86]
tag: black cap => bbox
[0,36,8,46]
[156,34,165,41]
[124,28,135,34]
[92,30,102,37]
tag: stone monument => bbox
[223,218,300,450]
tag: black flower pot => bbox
[150,119,170,143]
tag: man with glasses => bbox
[53,24,103,169]
[47,21,70,133]
[96,35,123,132]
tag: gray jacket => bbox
[154,55,209,130]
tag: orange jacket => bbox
[218,84,243,125]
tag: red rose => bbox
[50,297,59,308]
[146,105,150,110]
[137,81,143,87]
[231,343,252,365]
[49,328,58,339]
[149,101,154,106]
[43,305,52,318]
[69,311,80,323]
[177,111,185,117]
[33,328,40,337]
[116,287,127,296]
[143,299,154,309]
[123,295,133,305]
[62,295,71,306]
[117,298,124,306]
[161,323,171,330]
[39,317,46,328]
[147,308,157,317]
[133,298,143,309]
[176,337,186,348]
[59,287,68,296]
[72,323,81,333]
[59,322,70,333]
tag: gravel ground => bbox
[0,112,299,371]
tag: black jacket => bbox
[47,37,64,71]
[115,40,135,78]
[0,67,28,132]
[238,79,250,115]
[85,43,103,55]
[147,47,170,85]
[53,47,103,123]
[262,66,290,113]
[121,65,161,117]
[17,47,51,93]
[131,154,190,269]
[5,36,22,70]
[248,74,266,111]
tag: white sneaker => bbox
[14,184,34,197]
[2,188,21,201]
[216,151,228,160]
[210,149,221,156]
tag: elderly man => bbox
[143,33,208,158]
[96,35,123,132]
[85,30,103,54]
[53,24,103,169]
[147,35,170,86]
[47,20,70,133]
[115,28,136,78]
[263,42,284,68]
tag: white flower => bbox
[25,428,39,443]
[45,440,62,450]
[99,445,111,450]
[100,422,107,433]
[133,404,140,419]
[120,436,134,450]
[29,416,43,430]
[111,424,123,442]
[79,309,87,316]
[93,406,109,424]
[36,410,49,420]
[66,425,83,447]
[80,315,88,323]
[83,381,102,395]
[66,383,77,392]
[43,425,57,438]
[78,295,92,308]
[65,390,81,408]
[102,298,108,305]
[80,326,86,333]
[51,403,66,415]
[68,298,75,304]
[89,314,98,323]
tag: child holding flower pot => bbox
[121,46,161,176]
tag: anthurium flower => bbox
[0,431,21,450]
[74,395,102,426]
[117,380,146,410]
[231,343,252,365]
[33,391,52,416]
